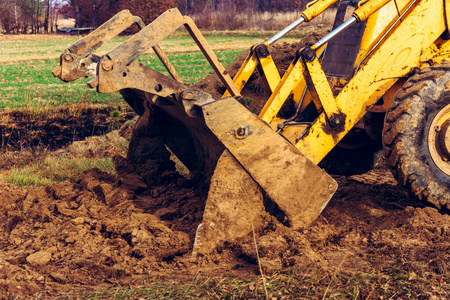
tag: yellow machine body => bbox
[233,0,450,164]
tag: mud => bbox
[0,105,135,152]
[1,35,450,298]
[2,150,450,298]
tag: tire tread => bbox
[383,63,450,210]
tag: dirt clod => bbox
[26,251,52,266]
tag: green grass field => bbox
[0,33,302,110]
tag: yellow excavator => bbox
[53,0,450,255]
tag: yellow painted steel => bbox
[292,78,314,109]
[355,0,416,72]
[420,38,450,65]
[355,0,411,69]
[445,0,450,34]
[222,44,281,98]
[302,0,340,21]
[223,0,340,99]
[258,53,282,93]
[354,0,450,74]
[295,0,447,164]
[353,0,393,22]
[435,110,450,129]
[222,51,258,98]
[222,44,281,97]
[259,45,327,123]
[227,0,450,166]
[303,55,340,119]
[259,58,307,122]
[369,78,407,113]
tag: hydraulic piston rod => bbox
[313,0,394,49]
[267,0,340,45]
[315,17,357,48]
[267,17,305,45]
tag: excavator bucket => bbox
[54,8,338,255]
[192,96,337,255]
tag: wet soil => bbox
[1,36,450,298]
[2,139,450,298]
[0,106,135,153]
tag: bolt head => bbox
[300,47,316,62]
[255,44,269,57]
[235,125,249,139]
[330,115,342,126]
[63,54,74,63]
[102,60,113,71]
[236,127,246,136]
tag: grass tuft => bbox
[64,263,449,299]
[191,9,335,31]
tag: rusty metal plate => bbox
[201,97,338,230]
[192,150,267,256]
[69,10,135,56]
[107,8,185,65]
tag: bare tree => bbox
[0,0,61,33]
[69,0,82,27]
[44,0,49,32]
[118,0,176,25]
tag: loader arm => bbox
[62,6,339,252]
[90,55,338,231]
[53,10,144,82]
[53,0,363,255]
[87,8,239,97]
[297,0,450,163]
[259,0,450,164]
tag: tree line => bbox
[0,0,61,33]
[178,0,307,14]
[0,0,309,34]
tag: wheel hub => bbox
[428,103,450,176]
[439,119,450,156]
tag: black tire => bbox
[319,140,382,175]
[319,126,382,176]
[383,63,450,210]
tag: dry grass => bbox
[71,260,448,299]
[191,9,336,31]
[57,18,75,28]
[0,33,76,42]
[0,8,333,64]
[0,32,307,64]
